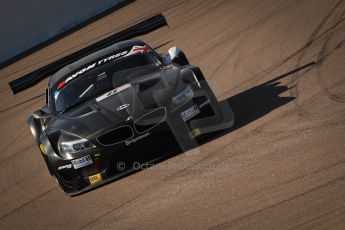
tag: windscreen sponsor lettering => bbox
[55,45,149,91]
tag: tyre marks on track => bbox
[290,0,345,114]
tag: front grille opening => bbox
[108,130,181,175]
[193,96,215,119]
[134,107,166,133]
[97,126,133,146]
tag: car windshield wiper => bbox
[79,84,94,98]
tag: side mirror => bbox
[163,47,190,66]
[32,110,51,119]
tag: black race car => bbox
[28,39,234,195]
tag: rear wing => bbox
[9,14,168,94]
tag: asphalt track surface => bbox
[0,0,344,229]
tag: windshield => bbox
[52,52,162,113]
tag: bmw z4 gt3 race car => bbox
[28,39,234,195]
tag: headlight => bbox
[172,85,194,107]
[60,138,96,154]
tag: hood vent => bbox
[63,105,95,118]
[134,107,166,133]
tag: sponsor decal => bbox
[117,104,129,111]
[97,51,128,66]
[57,81,66,90]
[89,173,102,184]
[58,164,72,170]
[125,132,150,146]
[96,83,132,102]
[181,105,200,122]
[56,45,149,91]
[125,45,149,56]
[53,90,61,100]
[189,128,201,139]
[71,155,93,169]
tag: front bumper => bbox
[50,121,178,195]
